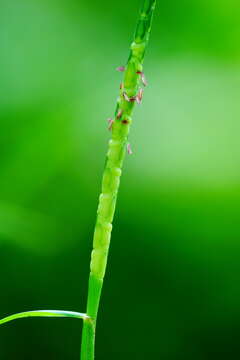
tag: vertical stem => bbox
[81,1,156,359]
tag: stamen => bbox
[123,92,136,103]
[136,88,144,104]
[116,66,125,72]
[117,109,123,119]
[136,71,148,87]
[123,92,130,102]
[127,143,133,155]
[129,96,136,102]
[107,118,114,131]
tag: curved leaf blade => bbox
[0,310,89,326]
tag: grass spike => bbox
[81,1,157,359]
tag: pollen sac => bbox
[123,92,130,102]
[116,66,125,72]
[120,115,132,126]
[127,143,133,155]
[107,118,114,131]
[136,88,144,104]
[129,96,136,102]
[136,71,148,86]
[116,109,123,119]
[123,92,136,103]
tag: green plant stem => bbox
[81,1,156,359]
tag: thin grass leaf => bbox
[0,310,89,326]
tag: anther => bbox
[116,66,125,72]
[136,88,144,104]
[120,82,123,90]
[136,71,148,87]
[107,118,114,131]
[129,96,136,102]
[123,92,136,103]
[127,143,133,155]
[123,92,130,102]
[117,109,123,119]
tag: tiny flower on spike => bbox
[117,109,123,119]
[123,92,130,102]
[136,71,148,87]
[127,143,133,155]
[130,97,136,102]
[107,118,114,131]
[136,88,144,104]
[116,66,125,72]
[123,92,136,103]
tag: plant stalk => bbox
[80,1,156,359]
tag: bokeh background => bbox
[0,0,240,359]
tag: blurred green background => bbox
[0,0,240,359]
